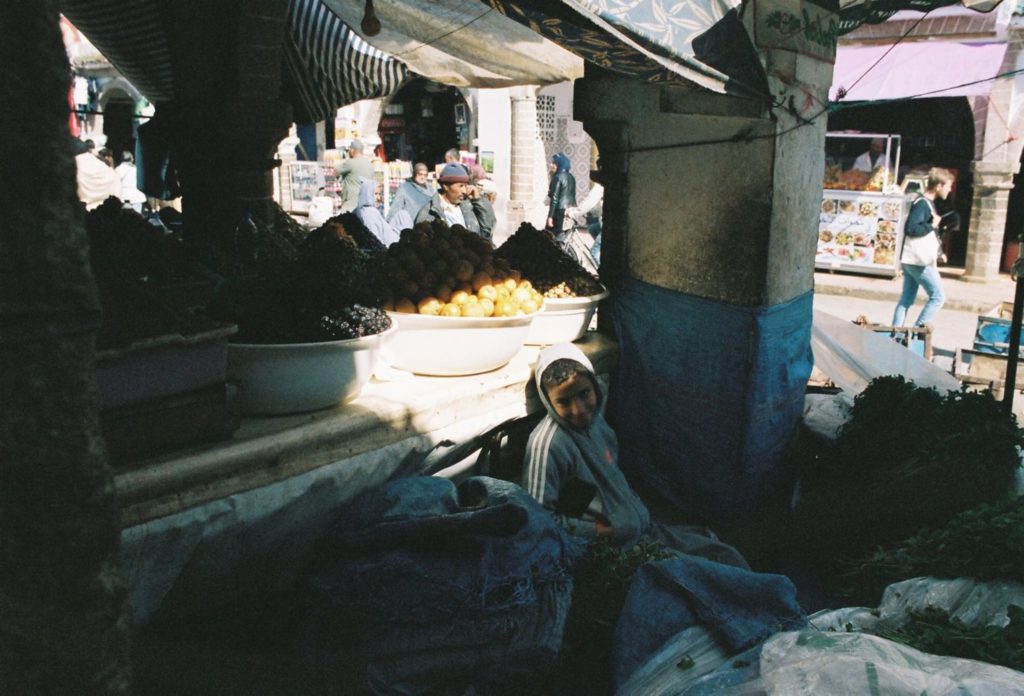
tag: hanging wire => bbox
[833,10,931,102]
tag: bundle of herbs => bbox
[830,494,1024,605]
[876,604,1024,672]
[553,538,674,695]
[793,376,1022,562]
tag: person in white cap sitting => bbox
[414,162,496,240]
[337,139,375,213]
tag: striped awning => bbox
[61,0,413,123]
[284,0,409,123]
[60,0,176,102]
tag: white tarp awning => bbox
[322,0,584,88]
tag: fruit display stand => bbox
[114,332,617,624]
[817,132,907,278]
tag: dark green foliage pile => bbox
[795,376,1023,560]
[552,538,674,694]
[876,605,1024,672]
[831,495,1024,605]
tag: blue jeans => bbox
[892,263,945,327]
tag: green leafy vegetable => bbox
[877,605,1024,672]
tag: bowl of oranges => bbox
[373,223,545,376]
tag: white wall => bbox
[475,88,514,242]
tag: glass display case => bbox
[817,132,907,277]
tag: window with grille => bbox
[537,95,556,142]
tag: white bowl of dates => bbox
[227,306,393,415]
[382,311,538,376]
[526,287,610,345]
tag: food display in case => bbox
[817,132,907,276]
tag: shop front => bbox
[828,7,1024,279]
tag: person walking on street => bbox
[337,139,375,213]
[415,163,495,240]
[547,152,576,239]
[891,167,954,332]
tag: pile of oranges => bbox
[376,222,544,318]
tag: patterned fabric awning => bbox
[478,0,767,98]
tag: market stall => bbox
[817,132,908,278]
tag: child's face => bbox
[546,373,598,429]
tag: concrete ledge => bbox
[115,333,618,527]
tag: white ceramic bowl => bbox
[382,311,537,376]
[526,288,609,345]
[227,328,391,415]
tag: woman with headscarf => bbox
[355,177,402,246]
[546,152,576,238]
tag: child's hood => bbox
[534,342,605,428]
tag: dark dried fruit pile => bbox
[311,212,387,254]
[495,222,603,298]
[86,200,222,348]
[86,198,201,286]
[214,229,389,343]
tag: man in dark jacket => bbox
[546,152,576,237]
[415,162,496,240]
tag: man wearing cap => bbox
[337,139,375,213]
[415,162,496,240]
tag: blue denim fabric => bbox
[612,554,806,687]
[892,263,945,327]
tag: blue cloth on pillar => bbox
[611,278,813,522]
[613,554,806,688]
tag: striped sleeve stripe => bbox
[526,417,558,502]
[284,0,409,123]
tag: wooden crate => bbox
[952,347,1019,400]
[854,319,933,360]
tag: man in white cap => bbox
[414,162,496,240]
[337,139,375,213]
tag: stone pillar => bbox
[2,2,129,691]
[506,86,545,230]
[574,47,830,521]
[963,161,1019,281]
[162,0,293,251]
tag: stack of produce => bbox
[822,166,887,191]
[794,376,1023,561]
[86,200,223,348]
[86,198,203,288]
[210,227,390,343]
[370,221,544,318]
[312,212,387,254]
[496,223,604,298]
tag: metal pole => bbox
[1003,270,1024,413]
